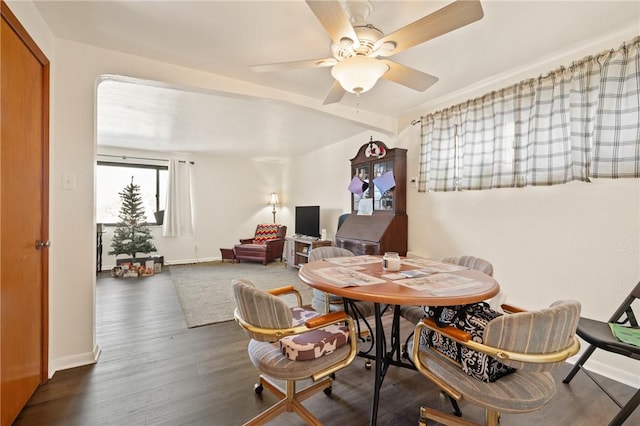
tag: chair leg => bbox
[257,375,285,399]
[292,376,332,403]
[562,347,640,426]
[562,344,596,383]
[419,406,478,426]
[244,375,331,426]
[484,409,499,426]
[609,387,640,426]
[243,397,289,426]
[447,394,462,417]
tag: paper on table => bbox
[393,273,488,296]
[323,255,382,266]
[401,258,469,273]
[399,269,430,278]
[311,266,386,288]
[381,272,405,280]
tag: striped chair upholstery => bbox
[482,300,581,371]
[233,278,293,342]
[439,255,494,277]
[309,246,375,318]
[399,255,495,326]
[232,279,358,425]
[410,300,581,426]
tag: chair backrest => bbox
[337,213,350,230]
[308,246,354,262]
[613,280,640,325]
[309,247,354,312]
[439,255,494,277]
[483,299,581,371]
[632,281,640,298]
[232,278,292,342]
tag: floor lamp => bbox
[269,192,279,223]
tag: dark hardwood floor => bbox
[14,267,639,425]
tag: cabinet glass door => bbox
[373,160,394,211]
[352,165,370,212]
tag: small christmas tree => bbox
[109,177,157,262]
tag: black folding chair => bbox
[563,281,640,426]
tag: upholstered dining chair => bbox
[309,246,375,318]
[307,245,378,368]
[562,281,640,426]
[409,300,581,426]
[233,278,358,425]
[400,255,496,353]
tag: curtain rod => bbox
[411,119,420,126]
[98,154,194,164]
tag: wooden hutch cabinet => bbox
[335,139,408,255]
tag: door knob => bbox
[35,240,51,249]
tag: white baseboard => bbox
[566,357,640,388]
[103,257,217,270]
[164,257,216,265]
[49,343,101,379]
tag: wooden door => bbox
[0,2,50,425]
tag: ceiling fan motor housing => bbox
[332,24,383,59]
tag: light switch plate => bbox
[62,172,76,190]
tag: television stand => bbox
[294,235,318,241]
[284,237,332,268]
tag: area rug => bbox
[169,261,313,328]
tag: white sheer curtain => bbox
[163,159,193,237]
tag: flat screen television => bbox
[295,205,320,238]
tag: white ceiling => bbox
[34,0,640,157]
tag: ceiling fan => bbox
[250,0,484,105]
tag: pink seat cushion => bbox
[281,306,350,361]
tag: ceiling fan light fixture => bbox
[331,56,389,94]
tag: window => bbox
[97,162,168,225]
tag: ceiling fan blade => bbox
[306,0,360,47]
[323,80,346,105]
[250,58,336,73]
[380,60,439,92]
[375,0,484,57]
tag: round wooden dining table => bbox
[299,255,500,426]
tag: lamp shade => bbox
[373,170,396,194]
[331,56,389,94]
[269,192,279,205]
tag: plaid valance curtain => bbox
[418,36,640,192]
